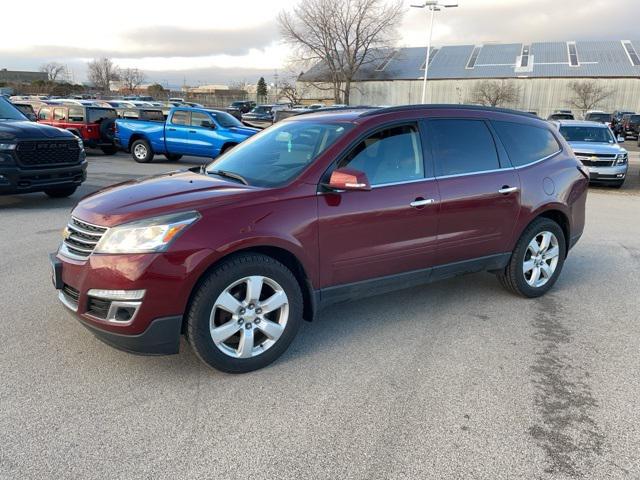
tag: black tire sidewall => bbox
[510,219,566,298]
[131,139,153,163]
[187,254,303,373]
[44,186,77,198]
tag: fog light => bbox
[87,289,145,300]
[115,306,136,322]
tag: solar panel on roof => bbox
[466,46,482,69]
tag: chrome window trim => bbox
[371,177,435,189]
[513,149,562,170]
[435,167,513,180]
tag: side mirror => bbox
[202,120,215,129]
[617,135,625,143]
[325,168,371,191]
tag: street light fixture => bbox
[411,0,458,104]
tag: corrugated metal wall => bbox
[300,78,640,118]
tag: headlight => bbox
[615,153,628,165]
[76,137,84,149]
[94,211,200,254]
[0,143,17,150]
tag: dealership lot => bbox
[1,151,639,479]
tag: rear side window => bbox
[68,107,84,122]
[338,124,424,186]
[171,110,190,125]
[428,119,499,176]
[492,121,561,167]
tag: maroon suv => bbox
[51,105,589,373]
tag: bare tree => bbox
[40,62,66,82]
[87,57,120,92]
[120,68,146,94]
[278,78,309,105]
[470,80,520,107]
[567,81,613,116]
[278,0,404,105]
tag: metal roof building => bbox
[299,40,640,117]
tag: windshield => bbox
[212,111,242,128]
[630,115,640,123]
[252,106,272,114]
[0,98,28,120]
[206,121,352,187]
[550,114,574,120]
[87,108,116,123]
[559,126,615,143]
[585,113,611,122]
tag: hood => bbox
[0,120,76,141]
[73,169,261,226]
[568,141,626,155]
[227,125,260,136]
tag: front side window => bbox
[493,121,562,166]
[428,119,499,176]
[171,110,190,125]
[191,112,212,127]
[337,124,424,185]
[206,121,351,188]
[558,126,614,144]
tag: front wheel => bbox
[497,218,566,298]
[186,253,303,373]
[44,186,77,198]
[131,139,154,163]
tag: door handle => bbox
[410,198,435,208]
[189,130,196,133]
[168,127,176,131]
[498,186,519,194]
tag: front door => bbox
[165,110,191,154]
[188,111,223,157]
[425,118,520,266]
[318,123,440,288]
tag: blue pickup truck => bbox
[115,107,259,163]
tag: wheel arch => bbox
[181,245,317,334]
[128,133,149,151]
[519,206,571,255]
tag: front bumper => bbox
[50,248,201,355]
[0,161,87,195]
[587,164,628,182]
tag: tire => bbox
[131,139,154,163]
[44,186,77,198]
[99,118,116,143]
[101,146,118,155]
[186,253,303,373]
[165,153,182,161]
[497,217,566,298]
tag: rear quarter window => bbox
[491,121,561,167]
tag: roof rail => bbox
[358,104,537,118]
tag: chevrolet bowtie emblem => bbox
[62,227,71,240]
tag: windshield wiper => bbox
[208,169,249,185]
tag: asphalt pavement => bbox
[1,150,639,480]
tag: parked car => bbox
[36,104,118,155]
[584,111,612,127]
[51,104,588,373]
[228,101,256,114]
[611,110,635,135]
[118,108,166,121]
[11,102,37,121]
[555,120,628,188]
[241,104,274,128]
[548,112,575,121]
[0,96,86,197]
[114,107,258,163]
[621,113,640,140]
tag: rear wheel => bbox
[101,146,118,155]
[131,139,154,163]
[165,153,182,161]
[186,253,303,373]
[497,218,566,298]
[44,186,77,198]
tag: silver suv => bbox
[555,120,628,188]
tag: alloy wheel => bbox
[134,144,147,160]
[209,276,289,359]
[523,231,560,288]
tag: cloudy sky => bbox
[0,0,637,87]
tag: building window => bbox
[419,48,439,70]
[520,44,530,68]
[622,41,640,66]
[466,46,482,69]
[375,50,397,71]
[567,42,579,67]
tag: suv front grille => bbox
[62,217,108,259]
[575,153,616,167]
[16,140,80,168]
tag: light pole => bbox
[411,0,458,104]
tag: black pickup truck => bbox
[0,97,86,197]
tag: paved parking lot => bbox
[1,150,639,479]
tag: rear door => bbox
[165,110,190,154]
[426,118,520,266]
[318,122,440,289]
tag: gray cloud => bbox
[0,23,279,60]
[403,0,639,45]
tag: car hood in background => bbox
[72,170,261,226]
[0,120,76,141]
[568,141,627,155]
[226,125,260,136]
